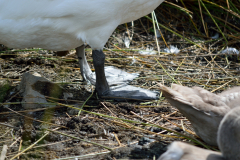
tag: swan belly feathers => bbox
[0,0,164,50]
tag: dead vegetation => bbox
[0,0,240,159]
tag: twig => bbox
[0,145,8,160]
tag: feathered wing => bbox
[217,86,240,108]
[158,141,223,160]
[159,84,230,146]
[160,84,230,116]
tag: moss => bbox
[0,81,12,103]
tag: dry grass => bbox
[0,0,240,159]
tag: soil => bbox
[0,3,240,160]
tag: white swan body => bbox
[0,0,164,50]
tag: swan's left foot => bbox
[92,49,158,100]
[101,85,159,100]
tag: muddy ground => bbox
[0,2,240,160]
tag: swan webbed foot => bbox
[101,85,159,101]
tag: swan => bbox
[158,106,240,160]
[0,0,165,100]
[159,84,240,146]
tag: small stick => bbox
[113,132,122,147]
[0,145,8,160]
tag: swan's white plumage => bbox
[0,0,164,50]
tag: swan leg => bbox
[92,49,159,100]
[76,45,95,84]
[92,49,110,95]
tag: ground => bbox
[0,2,240,160]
